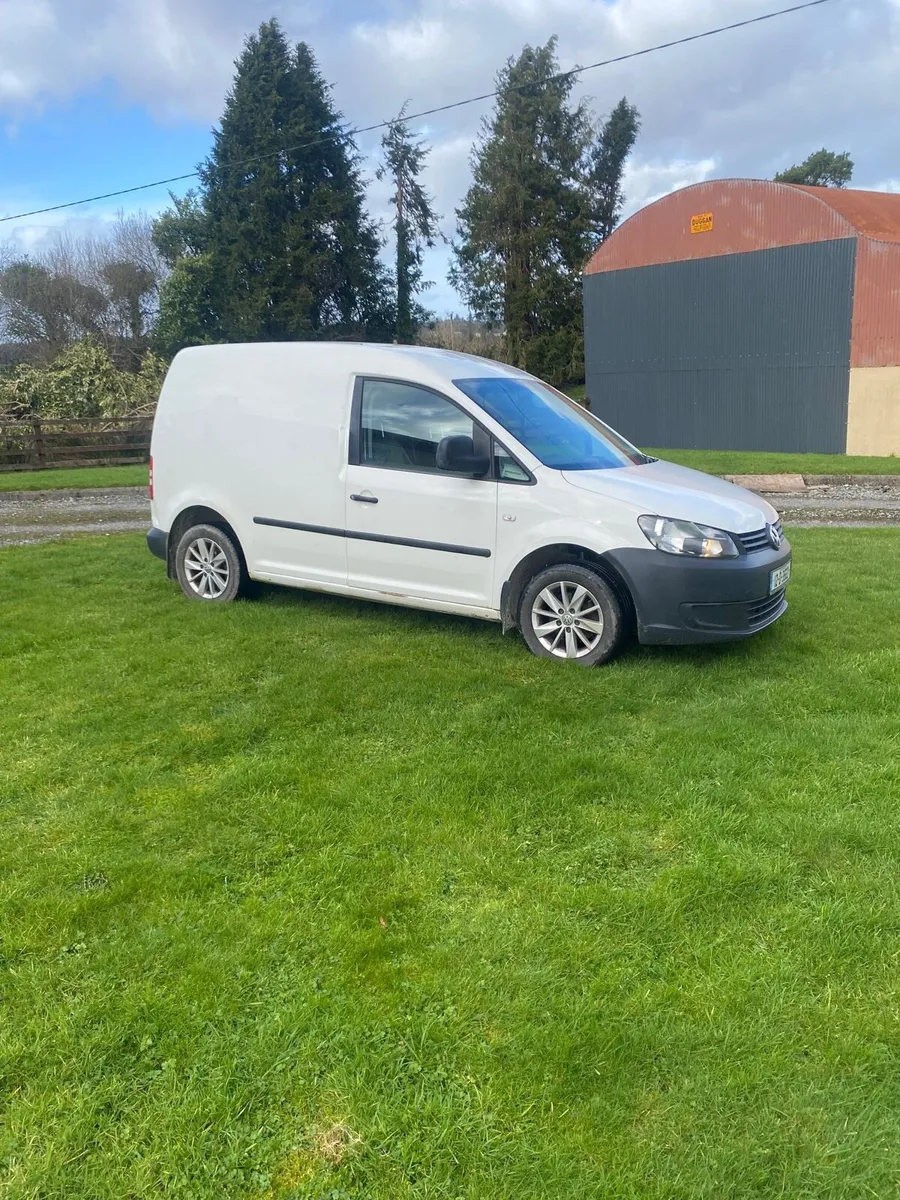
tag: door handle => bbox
[350,494,378,504]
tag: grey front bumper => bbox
[604,540,793,646]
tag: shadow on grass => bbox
[249,578,502,633]
[247,579,779,672]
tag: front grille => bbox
[747,591,786,628]
[738,520,782,554]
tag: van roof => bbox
[172,341,525,389]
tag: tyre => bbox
[519,563,626,665]
[174,523,244,603]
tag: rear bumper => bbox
[147,527,167,563]
[604,541,792,646]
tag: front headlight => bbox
[638,515,739,558]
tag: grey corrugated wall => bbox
[583,238,857,452]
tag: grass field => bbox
[3,530,900,1197]
[3,447,900,497]
[0,465,148,492]
[644,449,900,476]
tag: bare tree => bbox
[0,211,167,366]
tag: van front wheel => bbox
[519,563,625,665]
[175,523,243,603]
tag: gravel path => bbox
[0,487,148,548]
[762,482,900,527]
[2,481,900,549]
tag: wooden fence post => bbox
[0,416,152,472]
[31,419,46,468]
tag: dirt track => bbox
[2,481,900,550]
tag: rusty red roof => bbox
[585,180,900,276]
[791,185,900,243]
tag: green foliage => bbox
[452,39,593,381]
[38,341,128,417]
[0,341,166,419]
[590,97,641,244]
[126,351,169,415]
[377,106,440,343]
[452,40,639,385]
[5,531,900,1197]
[153,21,391,352]
[151,192,208,268]
[153,255,218,359]
[0,365,37,418]
[775,148,854,188]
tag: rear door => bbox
[344,377,498,607]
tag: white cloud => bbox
[355,15,447,62]
[622,157,718,214]
[0,198,168,263]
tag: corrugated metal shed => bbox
[793,186,900,244]
[583,180,900,452]
[585,180,856,273]
[852,237,900,368]
[583,239,855,453]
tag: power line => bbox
[0,0,837,225]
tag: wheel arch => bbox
[500,544,636,634]
[166,505,247,581]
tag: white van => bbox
[147,343,791,665]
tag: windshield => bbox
[453,377,647,470]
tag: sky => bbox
[1,0,898,314]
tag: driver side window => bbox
[360,379,475,473]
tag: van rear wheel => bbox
[175,523,243,603]
[519,563,625,665]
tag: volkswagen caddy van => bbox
[147,343,791,665]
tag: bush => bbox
[522,328,585,389]
[0,341,167,420]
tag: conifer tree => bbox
[377,106,439,343]
[452,39,595,382]
[154,20,390,351]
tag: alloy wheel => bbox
[183,536,230,599]
[530,580,605,659]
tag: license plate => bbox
[770,562,791,594]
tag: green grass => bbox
[0,465,147,492]
[2,446,899,491]
[4,531,900,1198]
[646,449,900,476]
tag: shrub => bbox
[0,341,167,419]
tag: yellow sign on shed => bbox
[690,212,714,234]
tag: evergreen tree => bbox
[452,39,595,383]
[590,97,641,245]
[775,148,854,188]
[376,105,439,343]
[153,21,390,351]
[152,192,207,267]
[153,255,218,359]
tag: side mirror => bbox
[436,434,490,477]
